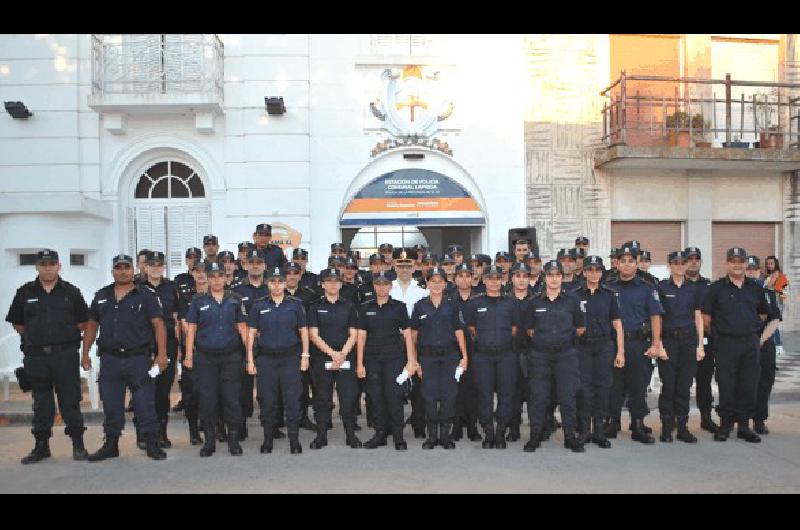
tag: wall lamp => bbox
[5,101,33,119]
[265,96,286,115]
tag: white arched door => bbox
[127,160,210,279]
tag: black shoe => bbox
[523,430,541,453]
[412,425,427,439]
[289,434,303,454]
[494,425,507,449]
[240,421,249,441]
[188,419,203,446]
[659,416,674,443]
[260,425,274,454]
[88,436,120,462]
[422,422,438,450]
[604,417,618,439]
[714,418,732,442]
[629,419,653,434]
[171,399,185,413]
[507,422,521,442]
[631,419,655,444]
[227,428,243,456]
[158,419,172,449]
[344,425,362,449]
[272,426,286,439]
[364,430,388,449]
[466,422,483,442]
[70,434,89,461]
[481,425,495,449]
[451,419,463,441]
[676,417,697,444]
[564,434,585,453]
[300,415,317,432]
[135,427,146,451]
[310,428,328,450]
[145,432,167,460]
[700,410,719,434]
[216,421,228,443]
[200,427,216,457]
[439,422,456,450]
[393,429,407,451]
[754,420,769,435]
[592,418,611,449]
[21,439,51,465]
[737,423,761,443]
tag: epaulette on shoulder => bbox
[468,293,486,301]
[287,295,303,303]
[360,298,374,306]
[226,289,243,301]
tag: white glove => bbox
[396,368,410,385]
[455,366,464,382]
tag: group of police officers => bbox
[6,222,783,463]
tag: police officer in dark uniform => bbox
[184,261,248,456]
[447,244,465,267]
[558,248,584,291]
[330,242,348,263]
[467,254,487,294]
[360,252,383,289]
[378,243,398,281]
[141,251,180,449]
[134,249,150,285]
[655,251,705,443]
[202,235,219,264]
[463,266,520,449]
[6,249,90,464]
[176,261,206,445]
[253,223,288,271]
[746,256,781,435]
[247,265,310,455]
[621,241,658,287]
[638,250,659,285]
[412,244,427,281]
[339,256,362,306]
[525,250,545,295]
[285,261,319,432]
[684,246,719,434]
[602,248,620,283]
[236,241,254,272]
[411,267,468,449]
[702,247,780,443]
[524,260,586,453]
[356,271,417,450]
[573,256,623,448]
[83,254,168,461]
[218,250,245,289]
[506,262,537,442]
[604,245,664,444]
[495,252,513,287]
[293,248,318,291]
[307,268,362,449]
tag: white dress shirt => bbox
[390,279,429,318]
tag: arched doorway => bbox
[127,159,210,278]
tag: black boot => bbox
[481,424,495,449]
[577,416,591,445]
[466,420,483,442]
[392,426,407,451]
[310,425,328,450]
[754,419,769,435]
[440,422,455,449]
[21,438,51,465]
[700,410,719,434]
[299,413,317,432]
[451,418,463,441]
[676,416,697,444]
[659,416,674,443]
[71,434,89,461]
[88,436,119,462]
[200,425,217,457]
[629,419,653,434]
[216,419,227,442]
[260,424,274,454]
[631,418,655,444]
[494,424,507,449]
[344,424,362,448]
[145,432,167,460]
[507,420,521,442]
[135,421,146,451]
[158,418,172,449]
[714,417,733,442]
[523,429,541,453]
[240,421,249,441]
[412,423,426,439]
[364,429,388,449]
[736,420,761,443]
[564,432,586,453]
[422,422,438,450]
[272,426,286,439]
[188,417,203,446]
[592,418,611,448]
[289,431,303,454]
[227,427,243,455]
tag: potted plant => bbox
[691,114,712,147]
[723,135,750,148]
[665,111,691,147]
[757,91,783,149]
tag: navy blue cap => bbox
[330,243,346,253]
[292,248,308,259]
[371,271,393,284]
[478,254,492,266]
[639,250,652,261]
[255,223,272,234]
[727,247,747,260]
[584,255,604,269]
[557,248,577,260]
[217,251,235,263]
[203,234,218,245]
[495,251,512,262]
[543,260,563,274]
[146,250,166,264]
[575,236,589,245]
[746,255,760,269]
[36,249,59,263]
[484,266,504,278]
[185,247,202,259]
[447,244,464,255]
[368,253,382,264]
[319,268,342,281]
[441,253,455,264]
[525,249,541,261]
[455,263,473,275]
[574,247,586,258]
[609,247,619,258]
[285,262,302,274]
[266,266,286,279]
[684,247,702,259]
[413,244,427,252]
[468,254,482,263]
[623,240,641,251]
[343,256,359,269]
[205,261,225,274]
[378,243,393,252]
[667,251,687,263]
[247,248,265,262]
[420,252,438,264]
[238,241,254,252]
[426,267,447,281]
[618,245,639,258]
[113,253,134,266]
[510,262,531,275]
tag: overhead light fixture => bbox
[4,101,33,119]
[265,96,286,115]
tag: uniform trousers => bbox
[528,347,580,433]
[99,353,158,437]
[23,348,85,439]
[715,334,760,423]
[657,329,698,418]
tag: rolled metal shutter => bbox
[712,222,776,279]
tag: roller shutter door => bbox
[712,222,776,279]
[611,221,683,271]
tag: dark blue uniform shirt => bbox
[299,271,319,291]
[410,296,464,349]
[185,291,246,351]
[606,276,664,331]
[702,277,778,337]
[90,283,163,351]
[260,244,288,271]
[233,279,269,315]
[658,278,702,330]
[573,284,620,338]
[144,279,179,331]
[527,290,585,349]
[248,296,306,350]
[506,287,537,351]
[357,298,409,350]
[464,294,520,349]
[308,296,358,353]
[357,282,377,305]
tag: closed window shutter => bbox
[135,205,167,257]
[712,222,776,279]
[610,221,683,267]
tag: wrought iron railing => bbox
[601,72,800,149]
[91,34,223,99]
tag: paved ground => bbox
[1,332,798,493]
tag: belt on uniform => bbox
[531,343,572,354]
[257,345,300,358]
[623,329,650,340]
[475,343,512,354]
[418,345,457,357]
[196,344,241,356]
[716,332,758,340]
[579,335,611,345]
[662,327,696,338]
[24,343,79,355]
[99,346,149,357]
[366,343,404,354]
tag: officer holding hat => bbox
[702,247,780,443]
[82,254,168,461]
[253,223,288,270]
[463,266,520,449]
[6,249,91,464]
[411,267,469,449]
[184,261,248,457]
[656,251,705,443]
[604,245,664,444]
[247,265,310,455]
[307,268,363,449]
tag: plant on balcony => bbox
[691,114,712,147]
[665,111,691,147]
[757,90,784,149]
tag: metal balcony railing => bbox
[601,72,800,149]
[91,34,223,99]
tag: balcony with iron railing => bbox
[595,72,800,171]
[88,34,224,115]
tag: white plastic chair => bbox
[80,344,100,410]
[0,333,23,402]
